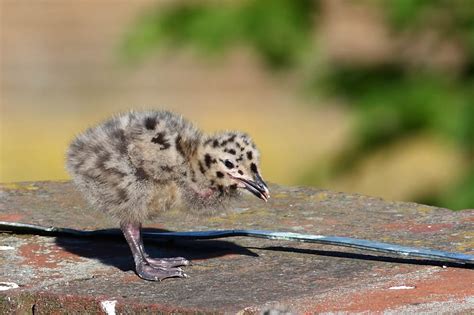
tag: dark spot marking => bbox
[250,163,258,173]
[144,117,156,130]
[216,171,224,178]
[229,184,238,190]
[199,161,206,174]
[103,119,116,131]
[221,140,228,147]
[117,188,128,202]
[227,135,236,142]
[212,140,219,148]
[161,165,172,172]
[112,129,127,154]
[228,149,236,155]
[190,168,196,182]
[224,160,234,169]
[238,170,243,175]
[95,152,111,170]
[217,185,224,194]
[91,145,103,155]
[105,168,127,179]
[135,167,149,180]
[175,135,185,157]
[204,154,213,168]
[151,132,170,150]
[83,170,100,182]
[246,151,253,160]
[236,155,243,162]
[71,139,85,151]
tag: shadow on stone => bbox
[55,228,258,272]
[252,246,474,269]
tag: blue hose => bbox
[1,221,473,264]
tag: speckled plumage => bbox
[66,110,269,281]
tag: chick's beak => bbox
[255,172,270,198]
[230,173,270,202]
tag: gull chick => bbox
[66,110,269,281]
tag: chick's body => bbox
[67,111,203,223]
[66,110,269,281]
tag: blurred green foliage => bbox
[122,0,473,209]
[122,0,315,68]
[387,0,474,61]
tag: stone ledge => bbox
[0,181,473,314]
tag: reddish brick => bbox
[310,268,474,313]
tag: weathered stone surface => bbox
[0,181,473,314]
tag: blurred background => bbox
[1,0,473,210]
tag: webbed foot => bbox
[136,262,188,281]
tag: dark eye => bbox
[224,160,234,169]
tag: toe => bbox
[136,264,188,281]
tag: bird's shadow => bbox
[55,228,258,272]
[55,228,474,272]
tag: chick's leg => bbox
[120,221,187,281]
[136,223,190,268]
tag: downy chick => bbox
[66,110,269,281]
